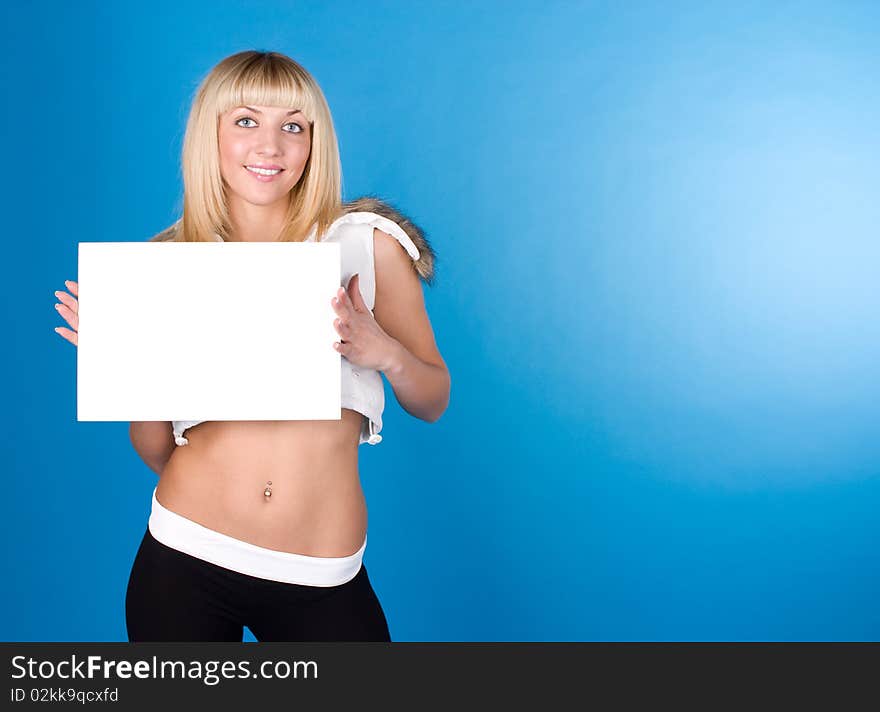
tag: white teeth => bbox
[246,166,282,176]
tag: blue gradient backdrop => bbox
[3,1,878,640]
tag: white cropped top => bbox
[171,211,421,448]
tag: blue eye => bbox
[234,116,303,134]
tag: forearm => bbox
[382,339,450,422]
[140,455,169,477]
[129,421,175,468]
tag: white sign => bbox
[76,241,341,422]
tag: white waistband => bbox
[147,487,366,587]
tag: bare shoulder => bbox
[373,227,418,269]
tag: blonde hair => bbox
[151,50,342,243]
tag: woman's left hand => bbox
[331,273,399,372]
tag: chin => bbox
[248,197,287,208]
[236,186,288,204]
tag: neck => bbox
[227,196,288,242]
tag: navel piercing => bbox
[264,481,272,498]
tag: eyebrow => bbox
[237,105,303,117]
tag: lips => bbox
[244,165,284,182]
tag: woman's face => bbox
[218,104,312,209]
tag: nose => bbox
[255,127,282,157]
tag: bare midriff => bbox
[154,408,367,558]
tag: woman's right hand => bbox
[54,280,79,346]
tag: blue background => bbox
[3,0,878,641]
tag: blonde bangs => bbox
[214,55,318,125]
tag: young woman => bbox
[52,50,450,642]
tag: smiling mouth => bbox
[244,165,284,176]
[243,165,285,183]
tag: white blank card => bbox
[76,241,341,423]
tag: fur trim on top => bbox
[341,196,435,286]
[149,196,436,286]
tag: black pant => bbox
[125,528,391,642]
